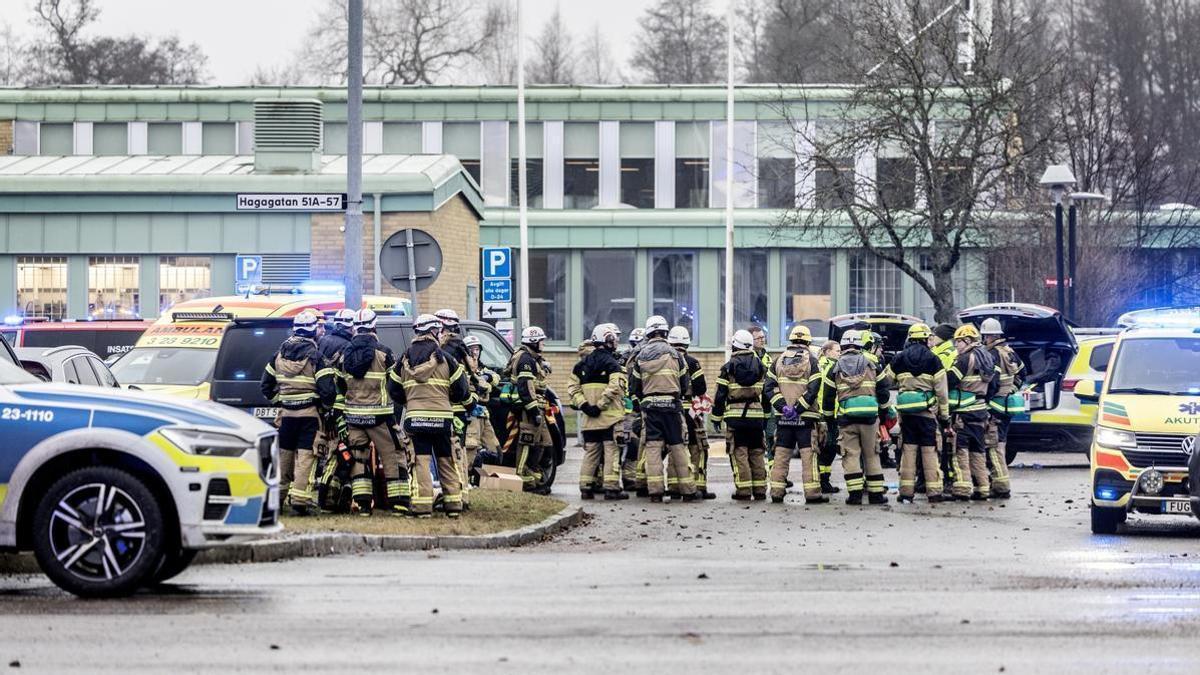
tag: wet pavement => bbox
[2,449,1198,674]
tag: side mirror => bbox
[1074,379,1100,402]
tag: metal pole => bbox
[723,0,735,361]
[1054,201,1065,313]
[1067,202,1077,322]
[372,192,382,296]
[405,228,419,316]
[344,0,364,311]
[517,0,530,330]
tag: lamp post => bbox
[1067,191,1108,322]
[1039,165,1077,314]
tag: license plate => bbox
[1165,501,1193,515]
[252,407,280,419]
[267,486,280,512]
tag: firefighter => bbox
[946,324,998,500]
[813,330,891,505]
[332,309,410,516]
[668,326,716,500]
[764,324,825,504]
[930,323,959,496]
[319,308,356,360]
[571,324,630,500]
[508,325,553,494]
[712,330,769,501]
[628,316,697,503]
[982,318,1022,499]
[890,323,951,503]
[748,325,776,454]
[433,309,474,508]
[620,327,646,494]
[259,310,337,516]
[462,334,500,483]
[814,339,842,494]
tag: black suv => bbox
[207,316,567,490]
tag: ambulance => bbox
[1078,316,1200,534]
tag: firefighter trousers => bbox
[954,411,991,498]
[580,426,621,493]
[838,419,885,495]
[818,417,839,483]
[770,422,819,499]
[640,408,694,497]
[729,426,767,498]
[684,413,710,492]
[277,416,320,509]
[410,431,461,515]
[898,414,942,498]
[621,412,643,490]
[347,422,410,513]
[516,410,552,488]
[985,413,1012,496]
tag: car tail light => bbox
[1062,378,1078,392]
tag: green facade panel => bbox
[75,103,107,121]
[105,103,138,121]
[43,104,76,122]
[136,103,168,119]
[197,103,231,121]
[166,103,199,121]
[79,214,116,252]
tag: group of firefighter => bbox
[572,315,1024,505]
[260,307,558,518]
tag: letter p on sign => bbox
[235,255,263,285]
[482,247,511,280]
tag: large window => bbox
[719,250,770,337]
[583,250,636,336]
[815,153,855,209]
[444,122,481,184]
[935,160,971,213]
[201,123,236,154]
[88,256,140,319]
[510,122,544,208]
[383,122,422,154]
[651,251,697,333]
[564,122,599,209]
[93,123,128,156]
[620,122,655,208]
[17,256,68,320]
[39,123,72,155]
[675,122,710,208]
[783,250,833,341]
[159,256,213,311]
[849,251,901,313]
[526,251,567,342]
[758,122,797,208]
[876,157,916,209]
[148,123,182,154]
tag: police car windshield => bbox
[109,347,216,386]
[0,359,38,385]
[1108,337,1200,395]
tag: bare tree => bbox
[303,0,501,85]
[630,0,726,84]
[247,62,305,87]
[774,0,1061,323]
[737,0,853,83]
[578,23,618,84]
[476,0,517,85]
[0,22,28,86]
[525,4,575,84]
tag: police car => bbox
[0,333,281,597]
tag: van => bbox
[827,312,922,360]
[1077,325,1200,533]
[1,318,152,360]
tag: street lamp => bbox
[1067,191,1108,321]
[1039,164,1077,315]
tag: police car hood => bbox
[5,382,270,436]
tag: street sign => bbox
[483,302,513,319]
[482,278,512,303]
[1043,277,1073,288]
[482,247,512,279]
[236,193,347,211]
[379,229,443,292]
[235,255,262,286]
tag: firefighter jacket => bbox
[814,348,890,423]
[932,340,957,371]
[628,337,688,412]
[712,349,768,429]
[987,339,1024,396]
[679,349,707,399]
[764,345,820,425]
[565,340,596,410]
[570,346,627,431]
[947,342,998,414]
[334,333,404,426]
[508,346,549,416]
[465,350,497,408]
[318,325,353,361]
[394,333,473,432]
[890,341,951,420]
[260,336,337,418]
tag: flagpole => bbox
[517,0,530,331]
[723,0,735,360]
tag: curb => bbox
[0,506,585,574]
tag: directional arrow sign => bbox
[483,302,512,319]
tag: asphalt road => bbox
[2,449,1199,674]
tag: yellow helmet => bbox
[788,324,812,344]
[907,323,932,340]
[953,324,981,341]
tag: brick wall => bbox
[0,120,12,154]
[310,195,480,316]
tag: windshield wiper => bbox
[1106,386,1175,395]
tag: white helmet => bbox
[644,315,669,335]
[292,310,320,337]
[600,322,621,339]
[840,329,865,348]
[354,308,378,333]
[590,324,617,346]
[434,308,460,330]
[629,328,646,345]
[521,325,547,345]
[332,308,356,328]
[980,318,1004,336]
[463,334,481,349]
[731,329,754,350]
[667,326,691,347]
[414,313,441,334]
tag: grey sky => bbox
[2,0,735,85]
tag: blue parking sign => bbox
[235,255,263,285]
[482,278,512,303]
[482,247,511,279]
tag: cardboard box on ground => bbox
[478,464,524,492]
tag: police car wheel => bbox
[32,466,166,598]
[1090,504,1125,535]
[150,548,199,585]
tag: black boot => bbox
[604,490,630,501]
[732,493,752,501]
[845,490,863,505]
[868,492,888,505]
[636,487,650,498]
[752,493,767,501]
[970,491,989,501]
[897,495,914,504]
[580,490,595,500]
[682,493,699,502]
[927,493,945,504]
[771,495,785,504]
[805,495,829,505]
[820,475,840,494]
[649,494,663,503]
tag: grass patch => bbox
[280,489,567,537]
